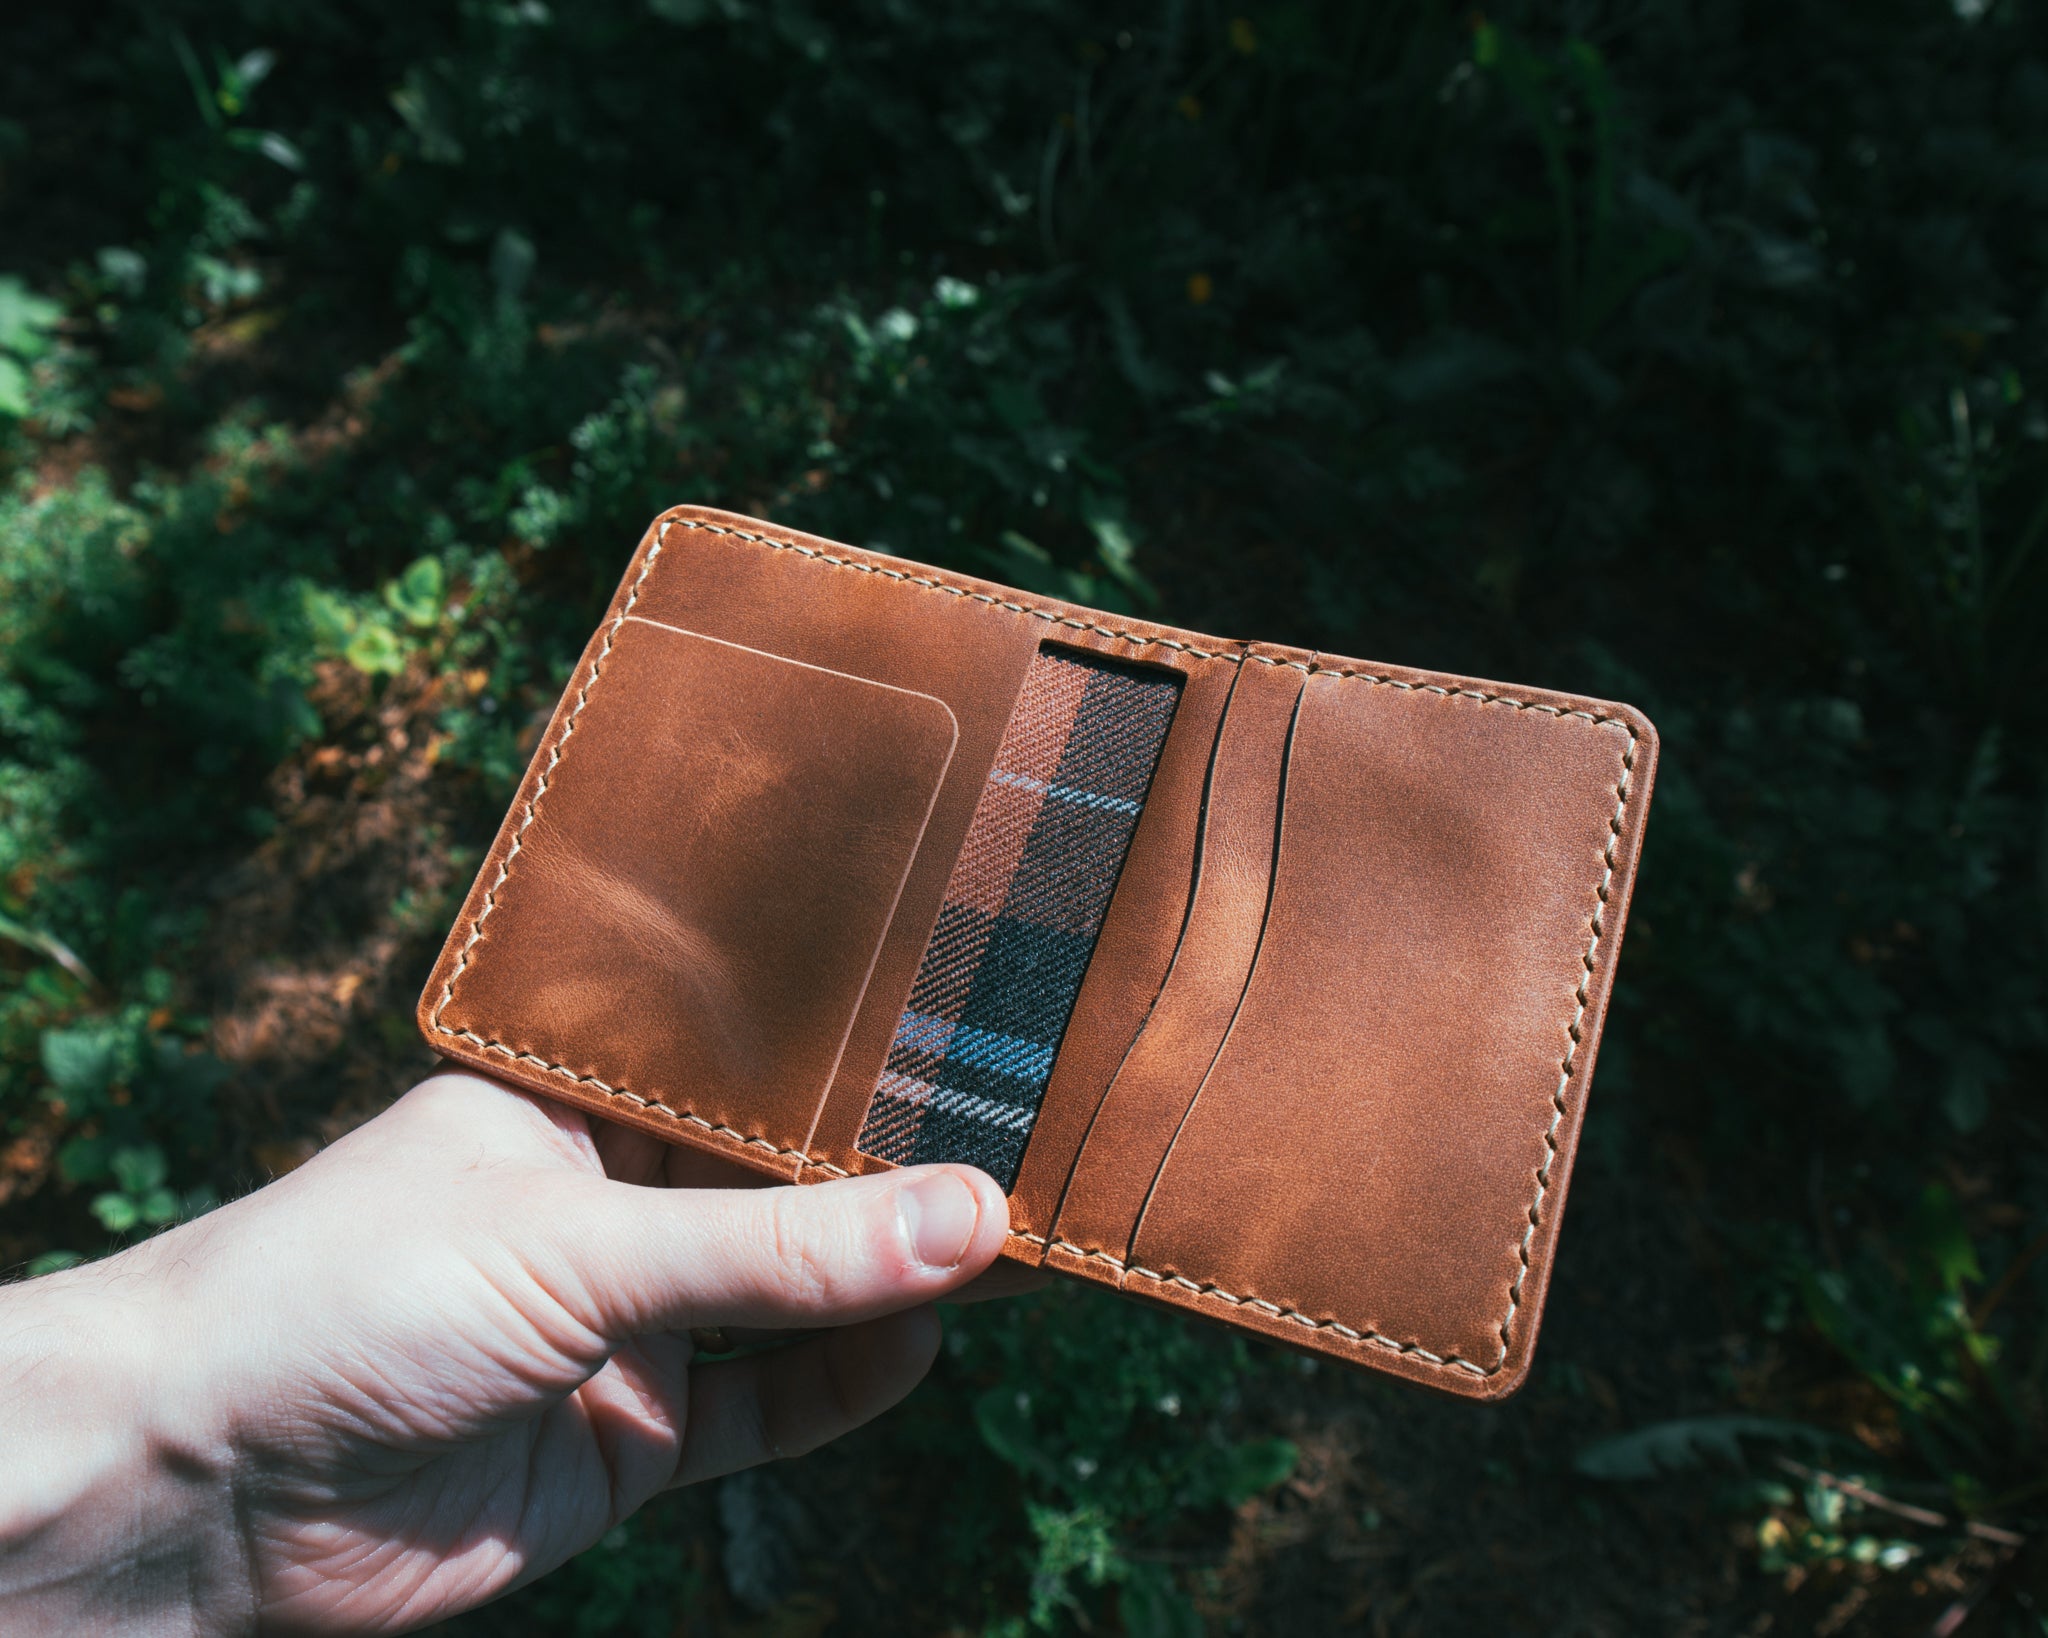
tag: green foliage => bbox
[1575,1416,1837,1481]
[0,276,62,417]
[951,1284,1296,1628]
[1,0,2044,1627]
[89,1142,216,1234]
[1790,1185,2039,1503]
[459,1512,705,1638]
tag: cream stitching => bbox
[435,1027,847,1174]
[434,510,1639,1380]
[657,519,1238,660]
[1006,1231,1491,1377]
[1498,732,1634,1362]
[1244,648,1634,730]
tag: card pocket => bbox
[1042,653,1304,1267]
[1122,670,1637,1375]
[425,616,957,1162]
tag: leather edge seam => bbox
[1011,1229,1494,1380]
[429,1036,850,1177]
[1495,717,1640,1366]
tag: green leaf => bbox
[1387,331,1525,404]
[344,620,406,676]
[1118,1563,1203,1638]
[40,1026,117,1098]
[225,128,306,171]
[490,228,537,301]
[56,1136,111,1186]
[0,355,30,418]
[0,275,63,357]
[301,584,358,650]
[1215,1436,1299,1504]
[0,909,96,987]
[1575,1416,1836,1480]
[383,556,446,628]
[1942,1077,1989,1134]
[169,29,223,129]
[91,1192,142,1233]
[1909,1184,1981,1295]
[1080,489,1159,609]
[96,246,148,297]
[26,1250,86,1277]
[233,48,277,90]
[973,1387,1058,1482]
[110,1145,168,1195]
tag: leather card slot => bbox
[1043,654,1305,1269]
[850,644,1183,1191]
[427,616,957,1161]
[1124,670,1639,1376]
[999,647,1237,1239]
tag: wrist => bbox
[0,1254,254,1636]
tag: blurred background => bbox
[1,1,2044,1632]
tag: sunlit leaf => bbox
[344,621,406,676]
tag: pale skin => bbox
[0,1070,1023,1634]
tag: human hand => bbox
[0,1070,1011,1634]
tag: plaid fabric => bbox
[857,647,1180,1188]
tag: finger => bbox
[688,1265,1041,1353]
[592,1119,669,1186]
[574,1331,695,1515]
[671,1308,941,1486]
[536,1163,1009,1340]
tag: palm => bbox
[130,1076,1012,1633]
[216,1092,707,1626]
[253,1335,695,1626]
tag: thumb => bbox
[527,1163,1013,1342]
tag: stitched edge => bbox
[1008,1230,1492,1377]
[1499,730,1636,1362]
[430,511,1640,1378]
[437,1032,850,1175]
[655,521,1238,660]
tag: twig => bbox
[0,911,98,992]
[1774,1457,2025,1547]
[1927,1540,2027,1638]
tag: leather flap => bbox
[421,616,956,1170]
[1118,665,1648,1395]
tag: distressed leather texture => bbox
[418,505,1659,1398]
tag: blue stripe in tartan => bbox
[987,768,1144,816]
[892,1011,1057,1083]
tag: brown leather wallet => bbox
[417,505,1658,1398]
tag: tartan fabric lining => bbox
[857,647,1180,1187]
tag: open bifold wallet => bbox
[418,506,1658,1398]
